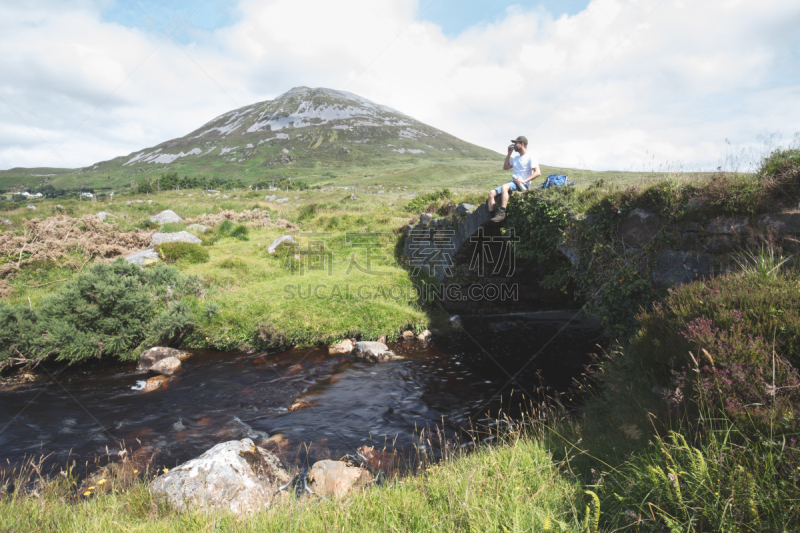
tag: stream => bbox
[0,311,604,474]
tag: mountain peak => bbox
[107,87,497,173]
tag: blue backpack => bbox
[540,174,574,189]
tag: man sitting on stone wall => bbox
[487,136,541,223]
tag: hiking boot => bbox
[489,207,506,223]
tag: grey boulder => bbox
[125,249,160,266]
[149,356,182,376]
[95,211,115,222]
[152,438,290,514]
[353,341,402,362]
[187,224,209,234]
[151,231,202,246]
[138,346,192,371]
[150,210,184,224]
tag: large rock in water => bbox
[307,460,372,500]
[149,356,182,376]
[138,346,191,371]
[353,341,402,362]
[150,210,184,224]
[152,438,290,514]
[151,231,202,246]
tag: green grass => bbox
[0,435,583,532]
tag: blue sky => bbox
[101,0,592,41]
[2,0,798,170]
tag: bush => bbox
[0,260,201,366]
[155,242,209,264]
[404,189,453,213]
[137,219,159,230]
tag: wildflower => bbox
[163,467,170,473]
[98,479,106,485]
[83,491,91,497]
[133,469,139,474]
[88,486,95,490]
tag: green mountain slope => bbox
[1,87,502,191]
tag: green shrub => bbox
[0,260,201,366]
[155,242,209,264]
[137,219,159,230]
[404,188,453,213]
[217,219,234,235]
[228,224,249,240]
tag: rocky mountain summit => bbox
[101,87,496,173]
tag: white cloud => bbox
[0,0,798,171]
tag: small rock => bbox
[275,198,289,203]
[126,201,132,205]
[265,195,276,201]
[149,356,182,376]
[150,231,202,246]
[268,235,295,254]
[353,341,402,362]
[307,460,372,500]
[152,438,290,514]
[328,339,354,355]
[222,194,229,199]
[26,205,36,210]
[449,315,463,330]
[125,249,160,266]
[150,210,184,224]
[138,346,192,371]
[0,217,12,226]
[377,335,387,344]
[457,203,475,216]
[416,329,432,341]
[288,399,316,411]
[143,375,170,392]
[419,213,432,224]
[259,433,287,448]
[187,224,209,234]
[401,330,415,340]
[95,211,115,222]
[147,200,153,204]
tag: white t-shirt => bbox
[511,153,539,182]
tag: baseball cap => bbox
[510,136,528,146]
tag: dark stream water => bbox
[0,311,604,474]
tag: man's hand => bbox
[507,145,514,156]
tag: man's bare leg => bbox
[500,184,511,208]
[487,189,497,213]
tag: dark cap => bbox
[510,136,528,146]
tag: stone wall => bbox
[571,209,800,287]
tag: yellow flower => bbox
[83,491,91,497]
[162,467,170,473]
[98,479,106,485]
[133,469,139,474]
[88,486,95,490]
